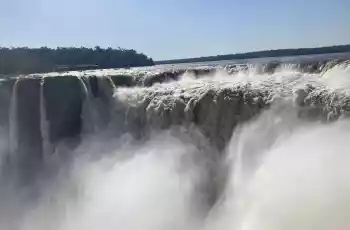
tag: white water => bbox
[40,80,54,159]
[206,106,350,230]
[4,106,350,230]
[1,65,350,230]
[8,80,18,156]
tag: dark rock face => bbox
[86,75,99,97]
[0,79,16,128]
[143,70,185,87]
[193,88,267,150]
[262,62,280,73]
[110,75,136,87]
[140,68,216,87]
[0,79,16,156]
[82,76,117,132]
[186,68,216,77]
[12,78,43,183]
[43,76,84,149]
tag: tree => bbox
[0,47,154,75]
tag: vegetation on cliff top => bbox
[0,46,154,75]
[156,44,350,65]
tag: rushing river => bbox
[0,56,350,229]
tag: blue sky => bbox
[1,0,349,60]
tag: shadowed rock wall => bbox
[43,76,84,149]
[11,78,42,184]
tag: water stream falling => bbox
[0,60,350,229]
[9,80,18,158]
[40,79,53,160]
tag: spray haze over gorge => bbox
[1,52,350,229]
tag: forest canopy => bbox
[156,44,350,65]
[0,46,154,75]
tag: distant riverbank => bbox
[156,44,350,65]
[0,47,154,75]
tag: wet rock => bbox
[143,70,184,87]
[43,76,84,148]
[294,88,309,107]
[0,79,16,127]
[0,79,16,151]
[86,75,99,97]
[13,78,43,183]
[187,68,216,77]
[110,75,136,87]
[192,88,265,150]
[262,62,280,74]
[86,76,117,131]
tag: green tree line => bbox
[0,46,154,75]
[156,44,350,65]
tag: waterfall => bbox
[40,78,54,159]
[79,76,96,135]
[0,58,349,229]
[9,79,18,158]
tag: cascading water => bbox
[79,76,93,134]
[40,79,53,160]
[204,106,350,230]
[9,79,18,158]
[0,59,350,230]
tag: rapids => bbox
[0,59,349,230]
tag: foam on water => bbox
[1,63,350,230]
[321,62,350,89]
[205,105,350,230]
[5,104,350,230]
